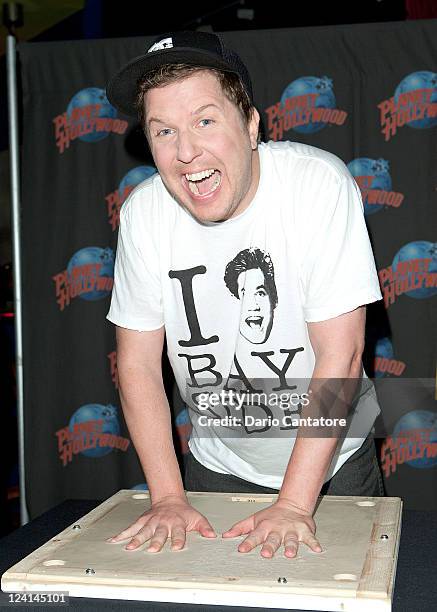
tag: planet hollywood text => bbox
[55,419,130,466]
[378,88,437,141]
[53,105,128,154]
[265,95,347,141]
[53,263,114,310]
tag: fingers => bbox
[125,523,155,550]
[238,529,265,553]
[106,518,149,544]
[170,526,186,550]
[147,525,169,552]
[236,526,322,558]
[284,534,299,558]
[301,532,322,553]
[260,532,282,558]
[222,517,253,538]
[108,513,215,553]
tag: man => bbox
[106,31,384,559]
[224,247,277,344]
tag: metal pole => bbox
[6,33,28,525]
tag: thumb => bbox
[222,517,253,538]
[197,517,217,538]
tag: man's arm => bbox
[107,325,216,551]
[116,325,185,502]
[223,306,366,557]
[278,305,365,513]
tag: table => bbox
[1,500,436,611]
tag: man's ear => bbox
[248,108,260,150]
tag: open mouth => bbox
[184,168,221,197]
[245,316,263,329]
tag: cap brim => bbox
[107,47,243,118]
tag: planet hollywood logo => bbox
[107,350,119,389]
[265,76,347,141]
[52,247,114,311]
[378,71,437,142]
[347,158,404,216]
[378,241,437,308]
[381,410,437,478]
[374,337,405,378]
[53,87,129,154]
[55,404,130,466]
[106,166,157,231]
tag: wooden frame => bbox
[1,491,402,611]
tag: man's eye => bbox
[256,289,267,297]
[199,118,214,127]
[157,128,173,137]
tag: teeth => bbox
[188,181,199,195]
[187,172,221,196]
[185,168,215,181]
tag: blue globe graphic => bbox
[131,483,149,491]
[392,410,437,468]
[69,404,120,458]
[374,337,394,378]
[118,166,157,203]
[392,241,437,299]
[394,71,437,129]
[67,247,114,302]
[280,76,336,134]
[347,158,391,216]
[175,407,190,426]
[67,88,117,143]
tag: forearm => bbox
[278,353,363,513]
[118,362,185,504]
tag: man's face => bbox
[144,71,260,223]
[237,268,273,344]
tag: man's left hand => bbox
[222,498,322,558]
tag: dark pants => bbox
[184,434,385,497]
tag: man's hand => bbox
[107,495,216,552]
[222,499,322,558]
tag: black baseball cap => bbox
[107,31,253,117]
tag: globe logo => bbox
[374,337,394,378]
[392,410,437,469]
[67,247,114,301]
[66,87,117,143]
[392,241,437,299]
[68,404,120,458]
[131,483,149,491]
[394,71,437,129]
[118,166,157,203]
[280,76,336,134]
[347,158,391,216]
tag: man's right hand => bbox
[107,494,216,552]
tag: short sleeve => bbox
[298,162,382,322]
[106,193,164,331]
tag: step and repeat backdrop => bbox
[19,19,437,518]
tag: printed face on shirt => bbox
[237,268,273,344]
[144,70,260,223]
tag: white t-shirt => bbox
[107,140,383,489]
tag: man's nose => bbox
[246,294,260,310]
[176,130,202,164]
